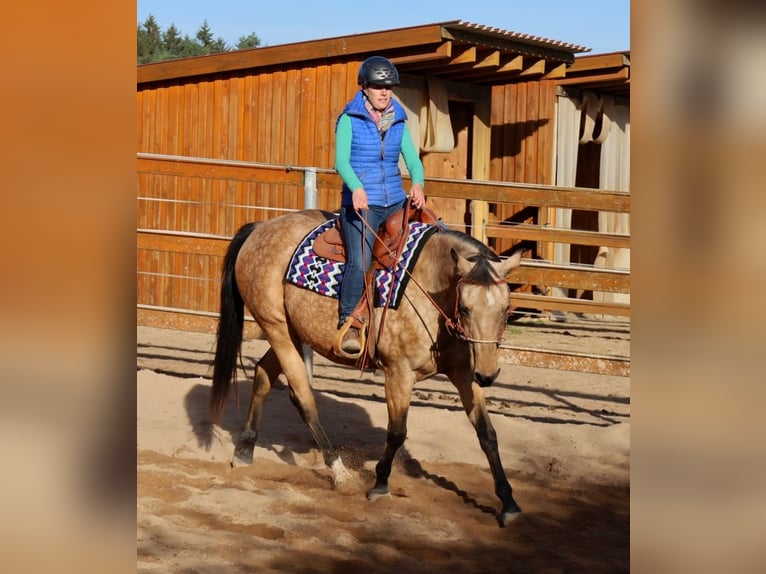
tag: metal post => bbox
[302,168,318,384]
[304,167,317,209]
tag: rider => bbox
[334,55,426,357]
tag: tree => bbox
[162,25,182,55]
[195,20,214,48]
[137,14,163,64]
[236,33,262,50]
[137,15,261,63]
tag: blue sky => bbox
[137,0,630,54]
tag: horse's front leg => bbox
[453,376,522,526]
[367,370,415,501]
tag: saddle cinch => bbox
[315,201,440,361]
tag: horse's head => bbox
[450,248,522,387]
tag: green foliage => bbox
[137,15,261,63]
[236,33,262,50]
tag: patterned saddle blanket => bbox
[285,219,438,309]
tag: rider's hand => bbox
[352,188,369,211]
[409,184,426,209]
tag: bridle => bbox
[446,276,509,344]
[401,269,508,344]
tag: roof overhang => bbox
[556,51,630,99]
[138,20,591,87]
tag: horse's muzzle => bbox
[474,369,500,387]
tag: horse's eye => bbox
[458,305,469,316]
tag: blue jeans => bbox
[338,200,407,325]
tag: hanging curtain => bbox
[393,80,426,177]
[593,97,631,307]
[552,92,581,308]
[421,76,455,152]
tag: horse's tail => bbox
[210,222,258,423]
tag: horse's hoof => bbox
[334,476,362,496]
[366,486,391,502]
[499,509,522,527]
[231,448,254,467]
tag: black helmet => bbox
[357,56,400,86]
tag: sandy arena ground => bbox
[138,316,629,573]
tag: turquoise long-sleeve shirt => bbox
[334,92,425,207]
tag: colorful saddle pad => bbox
[285,219,437,309]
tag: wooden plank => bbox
[448,45,477,65]
[518,59,546,77]
[538,81,556,186]
[493,84,510,179]
[137,156,305,185]
[138,231,230,256]
[511,263,630,293]
[137,307,264,339]
[557,68,629,86]
[567,52,629,73]
[443,55,517,81]
[390,42,452,68]
[496,54,523,74]
[509,292,630,316]
[498,345,629,376]
[424,178,630,212]
[490,224,631,249]
[525,81,540,184]
[472,93,492,180]
[543,62,567,79]
[439,49,500,76]
[514,83,526,182]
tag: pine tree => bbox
[195,20,214,48]
[236,33,262,50]
[162,25,182,55]
[137,15,163,64]
[137,15,261,63]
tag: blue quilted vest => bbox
[337,91,408,208]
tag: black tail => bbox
[210,222,258,422]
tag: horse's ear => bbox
[497,250,523,278]
[450,248,473,277]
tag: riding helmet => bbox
[357,56,400,86]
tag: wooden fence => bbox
[137,153,630,374]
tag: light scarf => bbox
[364,95,396,135]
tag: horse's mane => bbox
[440,229,503,284]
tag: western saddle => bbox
[313,201,440,360]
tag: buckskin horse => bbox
[210,208,524,526]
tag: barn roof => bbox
[557,51,631,99]
[137,20,592,87]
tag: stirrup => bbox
[333,316,367,359]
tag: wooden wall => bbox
[138,67,588,322]
[137,60,368,231]
[137,65,559,239]
[489,79,558,254]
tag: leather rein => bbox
[356,208,507,346]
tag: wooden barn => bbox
[137,20,630,337]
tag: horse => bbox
[210,209,524,526]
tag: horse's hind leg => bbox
[233,348,281,466]
[271,336,354,487]
[453,377,522,526]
